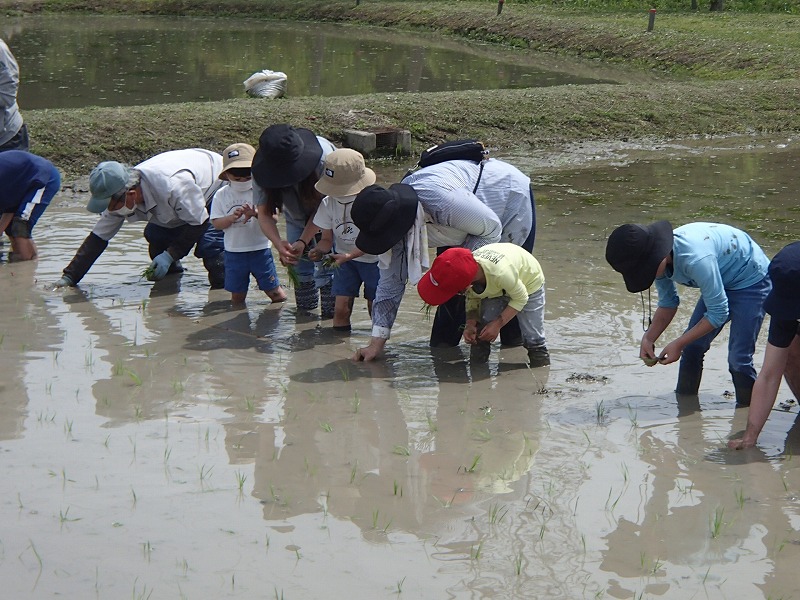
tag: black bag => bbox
[404,139,488,192]
[418,139,487,168]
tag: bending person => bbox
[605,221,771,407]
[251,124,336,317]
[54,148,224,287]
[350,181,505,362]
[0,150,60,260]
[729,242,800,449]
[402,156,535,348]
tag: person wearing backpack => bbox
[402,147,536,355]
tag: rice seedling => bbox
[352,392,360,414]
[470,541,484,560]
[140,265,157,281]
[126,369,142,386]
[59,506,81,524]
[350,462,359,484]
[472,427,492,442]
[198,464,214,488]
[131,487,137,507]
[17,493,23,509]
[734,488,746,509]
[710,506,725,538]
[392,445,410,456]
[426,413,438,432]
[172,379,185,394]
[488,503,508,524]
[142,541,153,562]
[465,453,481,473]
[244,396,255,412]
[235,471,247,493]
[372,508,380,528]
[419,302,435,321]
[321,254,339,269]
[132,579,153,600]
[595,400,607,425]
[133,405,143,420]
[286,265,300,288]
[337,364,350,382]
[393,480,403,497]
[514,552,523,576]
[319,422,333,432]
[63,418,73,439]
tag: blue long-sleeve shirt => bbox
[655,222,770,327]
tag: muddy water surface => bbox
[1,138,799,599]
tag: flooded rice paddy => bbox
[1,137,799,599]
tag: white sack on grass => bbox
[244,70,288,99]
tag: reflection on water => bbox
[0,143,799,598]
[2,15,624,109]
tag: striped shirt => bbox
[370,159,533,338]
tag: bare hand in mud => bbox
[727,437,755,450]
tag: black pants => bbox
[429,187,537,347]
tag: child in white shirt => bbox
[309,149,380,332]
[211,143,287,305]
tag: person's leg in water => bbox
[224,251,250,306]
[500,185,537,348]
[726,276,770,407]
[250,247,286,303]
[676,297,721,396]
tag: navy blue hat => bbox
[764,241,800,320]
[351,183,419,256]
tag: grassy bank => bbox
[3,0,800,177]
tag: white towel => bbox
[378,204,430,284]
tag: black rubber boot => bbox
[295,281,318,311]
[202,255,225,290]
[730,370,755,407]
[527,344,551,368]
[676,360,703,395]
[320,282,335,319]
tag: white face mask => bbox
[109,202,136,218]
[228,180,253,193]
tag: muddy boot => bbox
[731,370,755,407]
[320,282,335,319]
[675,360,703,395]
[527,344,551,368]
[470,341,492,364]
[167,259,184,275]
[202,255,225,290]
[295,281,318,312]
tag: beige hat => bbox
[220,143,256,179]
[315,148,376,197]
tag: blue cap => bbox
[764,241,800,321]
[87,161,131,213]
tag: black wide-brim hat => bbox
[605,220,674,293]
[763,240,800,320]
[351,183,420,256]
[251,124,323,189]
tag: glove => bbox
[53,275,74,288]
[146,251,174,281]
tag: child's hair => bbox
[224,167,252,179]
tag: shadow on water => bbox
[1,141,799,598]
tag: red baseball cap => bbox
[417,247,478,306]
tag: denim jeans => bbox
[285,216,333,288]
[680,275,772,380]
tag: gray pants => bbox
[479,285,546,348]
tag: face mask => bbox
[109,200,136,218]
[228,180,252,193]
